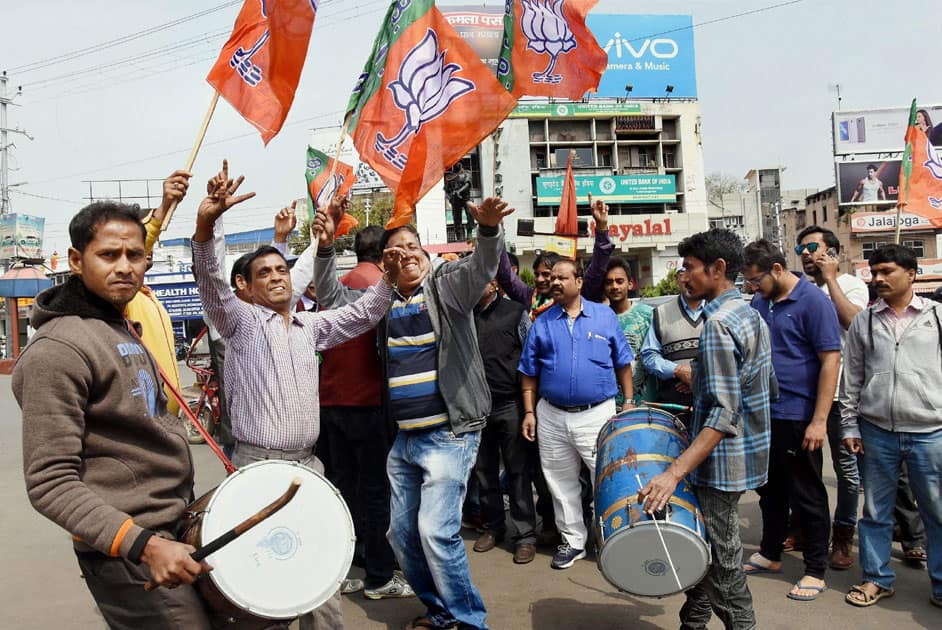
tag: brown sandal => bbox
[845,583,895,607]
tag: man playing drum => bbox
[191,161,404,629]
[639,228,776,630]
[14,201,215,628]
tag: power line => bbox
[7,1,242,74]
[626,0,806,43]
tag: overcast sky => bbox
[1,0,939,253]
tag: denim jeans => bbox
[826,401,860,527]
[680,487,756,630]
[387,426,487,630]
[858,421,942,599]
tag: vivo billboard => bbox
[443,8,698,99]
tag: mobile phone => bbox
[826,247,838,259]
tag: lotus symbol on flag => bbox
[315,174,344,210]
[521,0,576,84]
[376,29,475,171]
[925,137,942,180]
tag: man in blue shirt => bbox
[741,239,842,603]
[519,258,633,570]
[639,228,776,630]
[640,272,704,426]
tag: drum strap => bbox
[126,321,236,475]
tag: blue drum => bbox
[594,407,710,597]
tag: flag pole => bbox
[327,115,351,185]
[160,91,221,232]
[895,202,903,244]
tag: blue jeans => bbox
[387,426,487,630]
[858,421,942,599]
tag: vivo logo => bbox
[603,33,679,59]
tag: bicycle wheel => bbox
[185,403,215,444]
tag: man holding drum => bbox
[519,258,635,570]
[191,161,404,629]
[639,228,776,630]
[15,201,215,628]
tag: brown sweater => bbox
[13,277,194,562]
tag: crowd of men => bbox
[13,164,942,630]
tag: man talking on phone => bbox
[795,226,869,571]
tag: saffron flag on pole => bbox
[207,0,318,145]
[899,99,942,227]
[497,0,607,100]
[346,0,518,228]
[548,149,578,258]
[305,147,359,236]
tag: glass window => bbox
[903,240,925,257]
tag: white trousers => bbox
[536,397,616,550]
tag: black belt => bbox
[548,399,608,413]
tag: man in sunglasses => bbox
[741,239,842,602]
[794,226,869,571]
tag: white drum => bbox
[181,460,354,622]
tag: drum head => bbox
[598,521,710,598]
[201,460,354,619]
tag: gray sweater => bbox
[841,298,942,438]
[314,225,504,434]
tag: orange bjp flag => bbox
[555,150,578,235]
[207,0,318,145]
[497,0,607,100]
[346,0,518,228]
[899,101,942,227]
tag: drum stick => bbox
[144,478,302,591]
[643,402,692,412]
[635,474,683,593]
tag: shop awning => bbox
[0,266,53,298]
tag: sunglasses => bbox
[794,243,822,255]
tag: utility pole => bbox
[364,197,372,225]
[1,71,31,215]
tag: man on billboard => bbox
[850,165,887,203]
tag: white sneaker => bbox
[341,578,364,594]
[363,573,415,600]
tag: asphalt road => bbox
[2,373,937,629]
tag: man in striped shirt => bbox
[639,228,776,630]
[191,162,404,629]
[314,198,513,630]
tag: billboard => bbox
[536,174,676,205]
[849,210,935,233]
[836,160,900,206]
[0,213,45,259]
[833,105,942,155]
[151,282,205,321]
[442,8,697,99]
[510,102,642,118]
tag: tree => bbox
[640,268,680,297]
[705,172,746,203]
[288,191,396,255]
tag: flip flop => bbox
[743,559,782,575]
[787,580,827,601]
[845,583,895,607]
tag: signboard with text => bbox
[536,174,676,205]
[849,211,935,233]
[0,213,45,260]
[151,282,204,321]
[510,102,642,118]
[833,105,942,155]
[442,8,698,99]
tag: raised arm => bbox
[496,247,534,307]
[435,198,514,313]
[581,196,614,302]
[191,160,257,341]
[141,170,192,254]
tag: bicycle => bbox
[180,326,221,445]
